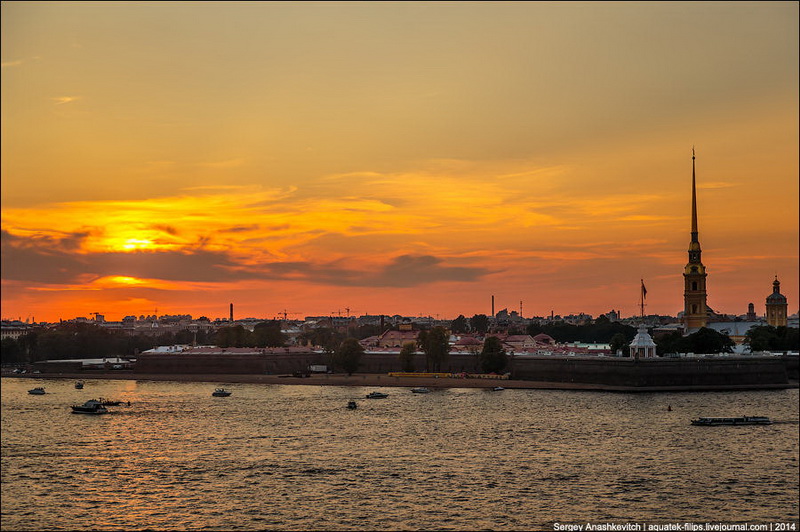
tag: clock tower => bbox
[683,149,708,331]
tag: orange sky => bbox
[2,1,798,323]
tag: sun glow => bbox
[105,276,145,286]
[122,239,154,251]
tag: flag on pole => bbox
[641,279,647,298]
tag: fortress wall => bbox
[783,355,798,379]
[509,356,789,386]
[133,352,791,387]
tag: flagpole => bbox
[640,279,646,319]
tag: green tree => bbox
[689,327,734,354]
[419,326,450,372]
[0,338,23,364]
[526,320,635,344]
[214,325,251,347]
[399,342,417,372]
[253,321,286,347]
[451,315,468,334]
[609,333,628,355]
[478,336,508,374]
[745,325,800,352]
[300,327,346,353]
[655,328,735,356]
[335,337,364,375]
[655,331,686,356]
[17,331,38,361]
[470,314,489,335]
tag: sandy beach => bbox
[4,370,797,393]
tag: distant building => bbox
[0,320,32,340]
[746,303,757,321]
[683,149,709,332]
[766,276,788,327]
[370,329,419,348]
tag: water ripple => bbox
[2,379,798,530]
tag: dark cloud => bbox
[217,224,264,233]
[258,254,490,287]
[1,231,489,288]
[151,224,179,236]
[1,230,91,284]
[370,254,489,287]
[93,250,260,282]
[1,230,259,284]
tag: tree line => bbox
[3,319,794,368]
[333,325,509,377]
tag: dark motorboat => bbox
[75,381,84,389]
[212,388,232,397]
[347,400,358,410]
[366,391,388,399]
[28,387,46,395]
[71,399,108,415]
[98,397,125,406]
[691,416,772,426]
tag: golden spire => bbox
[691,147,698,241]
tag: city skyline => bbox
[2,2,798,323]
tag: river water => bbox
[1,378,798,531]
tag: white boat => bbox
[366,391,388,399]
[492,386,505,391]
[28,387,45,395]
[411,387,431,394]
[71,399,108,415]
[212,388,232,397]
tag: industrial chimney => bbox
[491,295,495,318]
[229,303,233,322]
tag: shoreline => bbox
[4,371,798,393]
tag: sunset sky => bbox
[2,1,798,323]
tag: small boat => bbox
[28,387,46,395]
[75,381,84,389]
[366,391,388,399]
[411,387,431,394]
[691,416,772,426]
[71,399,108,415]
[347,400,358,410]
[212,388,232,397]
[492,386,505,391]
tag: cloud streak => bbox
[52,96,80,105]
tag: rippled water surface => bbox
[2,378,798,531]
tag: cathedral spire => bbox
[683,147,708,331]
[691,147,698,241]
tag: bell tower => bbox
[766,276,788,327]
[683,148,708,331]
